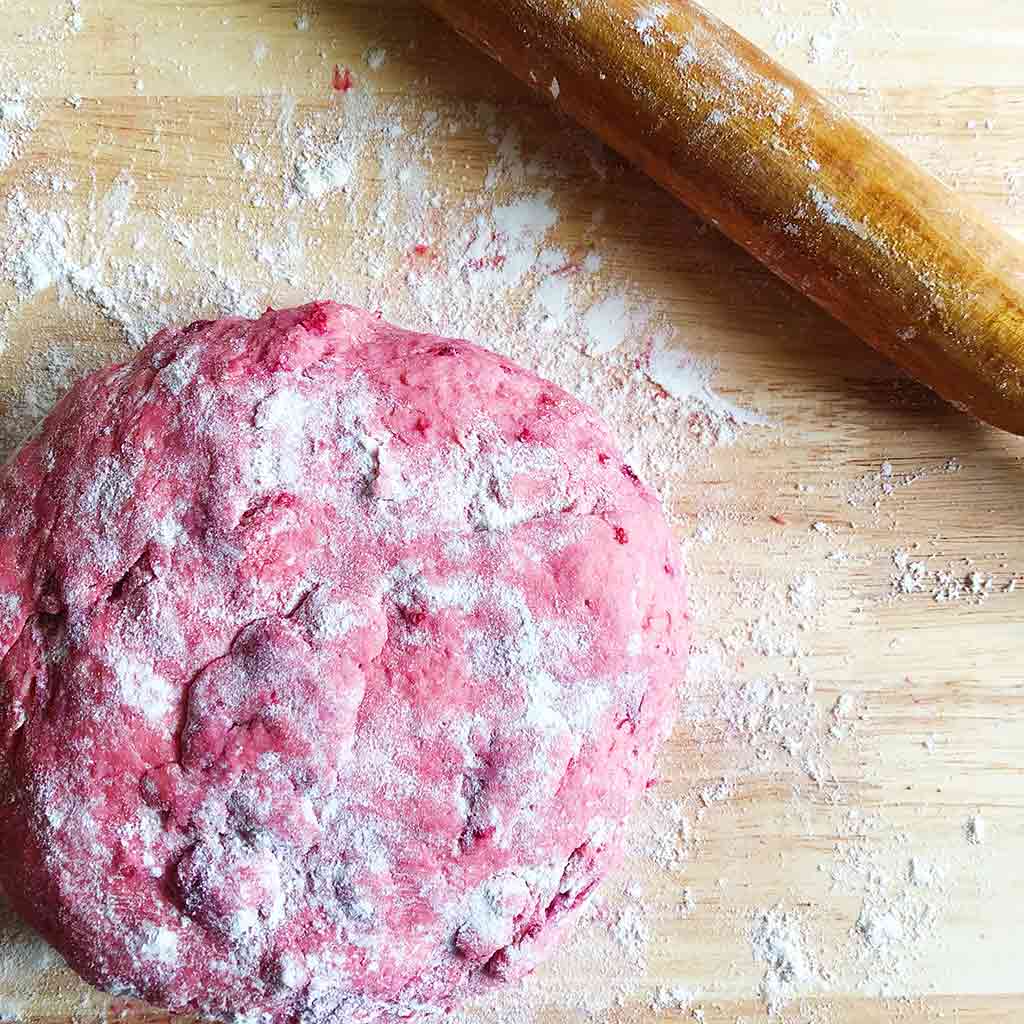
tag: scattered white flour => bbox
[0,901,64,1022]
[582,293,632,356]
[0,346,88,460]
[908,856,940,888]
[891,550,1008,606]
[750,906,818,1013]
[808,30,839,65]
[4,191,71,294]
[611,903,651,969]
[0,2,1015,1022]
[0,96,34,172]
[760,0,865,87]
[646,336,772,430]
[650,984,695,1011]
[1006,168,1024,209]
[365,47,387,71]
[965,814,986,846]
[634,4,670,46]
[290,143,352,202]
[891,548,928,595]
[807,185,869,240]
[676,44,698,72]
[788,573,818,614]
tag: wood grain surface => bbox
[0,1,1022,1023]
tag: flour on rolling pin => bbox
[423,0,1024,434]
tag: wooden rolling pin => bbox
[421,0,1024,435]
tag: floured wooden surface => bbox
[0,1,1022,1022]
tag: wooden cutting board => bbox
[0,1,1022,1022]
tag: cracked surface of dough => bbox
[0,302,688,1023]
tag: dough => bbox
[0,302,688,1023]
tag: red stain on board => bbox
[332,65,353,92]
